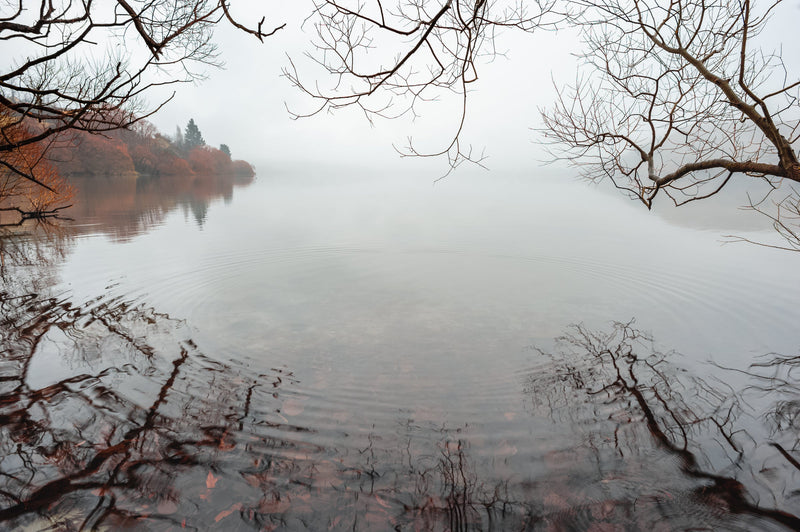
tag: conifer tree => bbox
[184,119,205,150]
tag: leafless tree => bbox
[0,0,283,194]
[541,0,800,249]
[285,0,560,173]
[290,1,800,247]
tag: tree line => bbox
[0,114,253,225]
[51,118,253,179]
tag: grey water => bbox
[1,167,799,530]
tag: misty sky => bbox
[133,2,800,175]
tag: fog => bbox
[147,2,579,173]
[147,1,800,180]
[5,4,800,529]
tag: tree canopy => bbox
[0,107,74,224]
[48,121,253,180]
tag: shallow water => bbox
[1,168,799,530]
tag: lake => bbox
[1,167,799,530]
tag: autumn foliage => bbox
[2,111,253,226]
[188,146,231,175]
[0,108,75,224]
[50,131,137,178]
[48,122,254,180]
[231,160,256,178]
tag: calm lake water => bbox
[1,168,799,530]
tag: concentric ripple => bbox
[5,173,799,530]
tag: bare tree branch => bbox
[1,0,282,201]
[541,0,800,247]
[285,0,562,172]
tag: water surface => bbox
[1,168,799,530]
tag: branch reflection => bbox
[527,321,800,530]
[0,230,523,530]
[3,228,800,530]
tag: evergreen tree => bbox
[220,144,231,158]
[184,119,205,150]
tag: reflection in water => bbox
[0,247,237,528]
[2,175,800,530]
[0,276,522,529]
[67,172,254,239]
[527,322,800,530]
[1,228,799,530]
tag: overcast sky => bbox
[146,2,579,174]
[145,1,800,177]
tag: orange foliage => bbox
[157,155,195,176]
[0,108,74,219]
[46,120,251,181]
[51,131,136,177]
[129,144,158,175]
[1,109,255,227]
[125,131,196,177]
[188,146,232,175]
[231,160,255,178]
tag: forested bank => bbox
[0,114,254,226]
[50,118,254,180]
